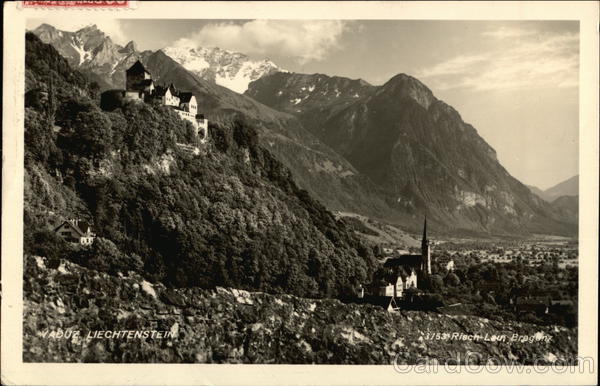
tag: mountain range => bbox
[163,45,282,93]
[528,175,578,202]
[246,72,577,234]
[32,23,282,93]
[31,24,401,231]
[30,23,578,236]
[527,175,578,224]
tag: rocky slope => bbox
[245,71,375,113]
[24,255,577,364]
[550,195,578,224]
[527,185,548,201]
[163,45,282,93]
[31,23,153,89]
[246,72,577,236]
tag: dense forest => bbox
[23,32,378,298]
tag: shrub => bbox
[25,229,68,263]
[76,237,143,275]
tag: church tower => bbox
[421,217,431,275]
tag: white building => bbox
[54,219,95,245]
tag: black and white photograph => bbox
[2,1,598,385]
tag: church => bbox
[364,218,432,301]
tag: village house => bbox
[100,60,209,143]
[54,219,96,245]
[436,255,455,272]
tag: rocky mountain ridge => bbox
[31,23,153,89]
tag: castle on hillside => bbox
[101,60,208,143]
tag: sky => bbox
[27,19,579,190]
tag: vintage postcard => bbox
[2,1,598,385]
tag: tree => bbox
[76,237,142,274]
[445,272,461,287]
[24,109,58,164]
[426,274,444,293]
[25,229,68,265]
[89,81,101,100]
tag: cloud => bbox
[418,54,488,78]
[173,20,348,64]
[482,26,537,39]
[29,19,127,45]
[417,29,578,92]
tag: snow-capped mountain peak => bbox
[163,45,283,93]
[31,23,283,93]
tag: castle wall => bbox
[126,72,149,91]
[124,91,143,102]
[180,100,198,115]
[197,118,209,143]
[162,89,180,107]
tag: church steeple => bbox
[421,217,431,275]
[422,216,428,246]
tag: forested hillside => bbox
[24,32,378,298]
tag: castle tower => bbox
[126,60,152,92]
[421,217,431,275]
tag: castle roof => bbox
[178,92,194,103]
[153,85,168,97]
[126,60,150,75]
[155,83,179,97]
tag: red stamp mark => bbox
[21,1,130,8]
